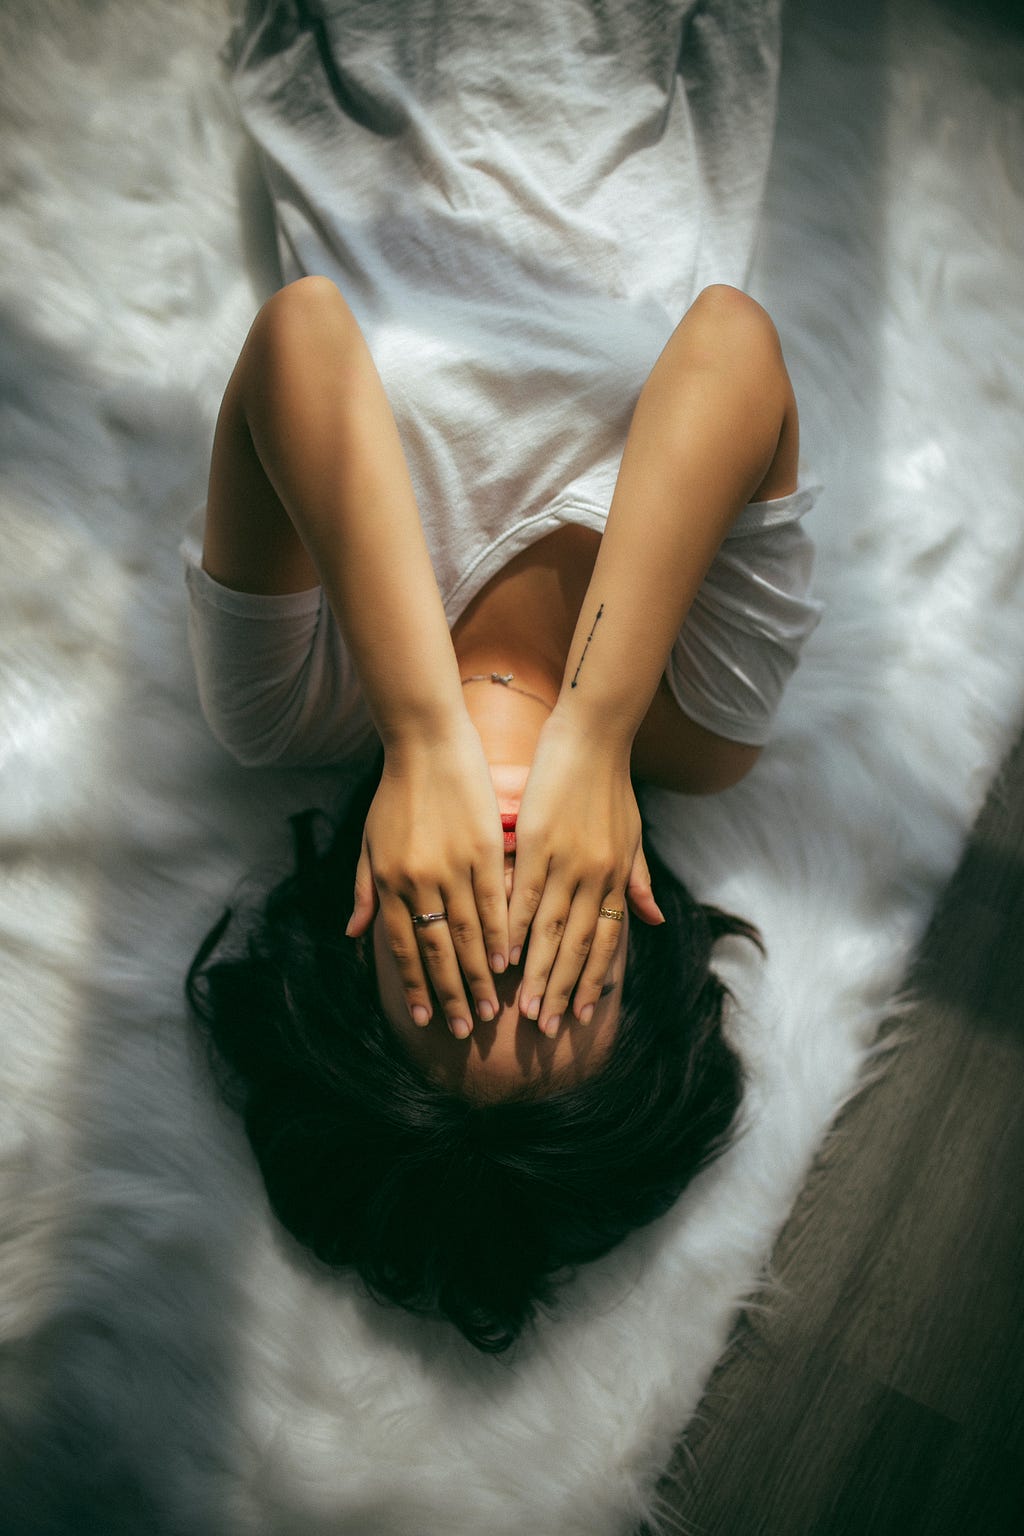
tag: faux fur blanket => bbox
[1,2,1022,1533]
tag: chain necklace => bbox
[459,672,555,711]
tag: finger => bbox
[441,887,501,1024]
[507,847,550,967]
[345,835,379,938]
[571,898,627,1023]
[535,886,620,1036]
[408,902,478,1038]
[472,861,511,976]
[626,845,665,926]
[379,896,436,1027]
[517,879,576,1028]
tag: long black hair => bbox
[186,763,760,1353]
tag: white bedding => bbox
[1,1,1023,1533]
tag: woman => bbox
[184,275,820,1350]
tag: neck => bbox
[457,650,560,768]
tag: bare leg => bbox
[629,285,801,793]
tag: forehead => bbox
[371,917,626,1100]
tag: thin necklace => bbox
[459,671,555,711]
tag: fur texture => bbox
[1,1,1022,1532]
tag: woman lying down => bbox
[183,277,822,1352]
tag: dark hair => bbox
[186,763,760,1353]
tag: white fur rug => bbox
[2,2,1023,1532]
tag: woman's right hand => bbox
[345,720,509,1036]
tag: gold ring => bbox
[599,906,624,922]
[411,911,448,928]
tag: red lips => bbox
[501,812,517,853]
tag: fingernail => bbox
[579,1003,594,1026]
[526,996,541,1021]
[344,916,356,937]
[491,953,506,974]
[450,1018,471,1039]
[542,1015,560,1037]
[411,1004,430,1027]
[510,946,522,967]
[477,999,496,1022]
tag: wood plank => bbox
[646,721,1024,1534]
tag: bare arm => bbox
[204,277,508,1033]
[508,285,799,1032]
[222,277,468,749]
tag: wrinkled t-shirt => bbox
[191,0,820,761]
[224,0,789,620]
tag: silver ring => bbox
[599,906,624,922]
[411,911,448,928]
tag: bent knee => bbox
[690,285,783,363]
[692,283,773,329]
[252,275,359,359]
[268,273,346,318]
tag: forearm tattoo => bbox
[570,603,604,689]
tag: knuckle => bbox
[393,958,423,995]
[518,880,546,912]
[392,955,426,992]
[546,981,572,1012]
[598,936,621,968]
[457,954,490,988]
[445,914,477,948]
[416,931,448,963]
[384,929,417,968]
[457,964,491,997]
[571,931,594,960]
[434,981,466,1012]
[578,948,607,982]
[371,865,400,895]
[607,863,628,892]
[400,861,433,889]
[393,957,423,990]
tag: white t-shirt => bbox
[186,0,821,764]
[226,1,792,610]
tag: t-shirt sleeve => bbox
[664,482,824,746]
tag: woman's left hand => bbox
[507,715,665,1034]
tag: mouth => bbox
[489,765,528,853]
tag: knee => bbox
[690,286,791,410]
[252,275,359,363]
[271,273,347,318]
[692,284,781,355]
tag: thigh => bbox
[202,303,322,597]
[629,290,807,793]
[632,680,762,794]
[632,491,823,794]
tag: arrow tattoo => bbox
[570,603,604,689]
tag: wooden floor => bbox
[647,719,1024,1536]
